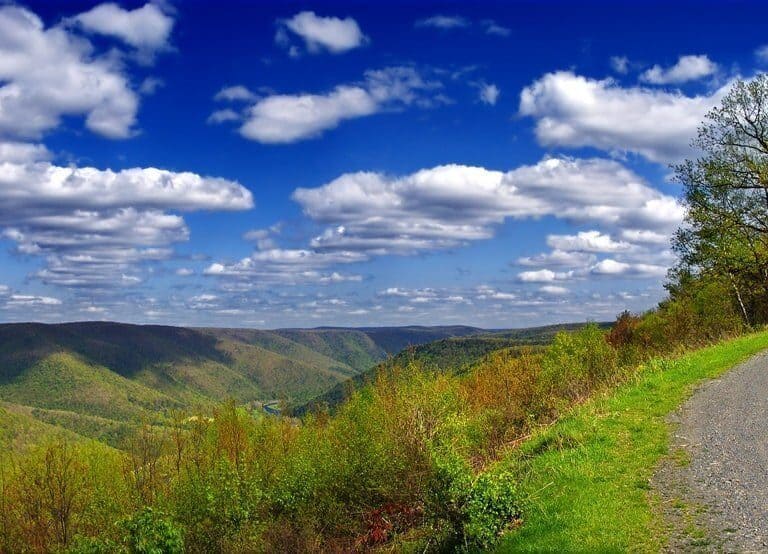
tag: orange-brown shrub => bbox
[460,350,542,457]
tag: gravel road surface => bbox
[657,351,768,552]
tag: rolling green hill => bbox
[0,321,493,446]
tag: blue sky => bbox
[0,0,764,328]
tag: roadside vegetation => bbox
[497,330,768,552]
[1,75,768,553]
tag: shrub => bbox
[463,470,523,549]
[540,324,618,405]
[119,507,183,554]
[461,351,541,456]
[425,449,523,550]
[607,311,640,349]
[425,447,473,535]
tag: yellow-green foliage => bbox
[0,278,755,552]
[540,323,618,404]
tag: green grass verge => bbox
[496,330,768,553]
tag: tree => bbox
[673,74,768,324]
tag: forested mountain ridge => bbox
[0,321,489,444]
[294,321,609,415]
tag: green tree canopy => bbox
[673,74,768,324]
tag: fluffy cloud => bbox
[518,269,574,283]
[215,86,257,102]
[0,147,253,287]
[68,3,174,58]
[619,229,670,245]
[546,231,632,253]
[276,11,367,54]
[216,67,442,144]
[640,55,718,85]
[240,86,377,143]
[381,285,513,305]
[540,285,569,295]
[590,259,667,278]
[204,248,364,285]
[519,71,731,163]
[0,162,253,212]
[475,286,516,301]
[0,141,51,163]
[207,109,240,124]
[293,157,683,257]
[517,249,596,268]
[6,294,62,306]
[0,5,141,139]
[518,257,667,283]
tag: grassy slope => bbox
[0,324,384,416]
[351,325,485,355]
[489,322,611,343]
[202,328,365,376]
[496,330,768,553]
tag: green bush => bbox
[540,324,618,404]
[425,447,474,534]
[173,458,262,551]
[425,449,523,550]
[463,470,523,549]
[119,508,183,554]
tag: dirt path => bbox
[655,351,768,552]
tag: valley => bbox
[0,321,578,447]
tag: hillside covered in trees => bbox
[0,323,498,446]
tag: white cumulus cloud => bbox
[276,11,367,54]
[0,5,141,139]
[518,269,574,283]
[204,248,364,285]
[293,157,683,257]
[519,70,731,163]
[216,67,443,144]
[0,147,253,288]
[546,231,632,253]
[479,83,500,105]
[590,259,667,277]
[640,55,718,85]
[69,2,174,58]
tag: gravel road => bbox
[657,351,768,552]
